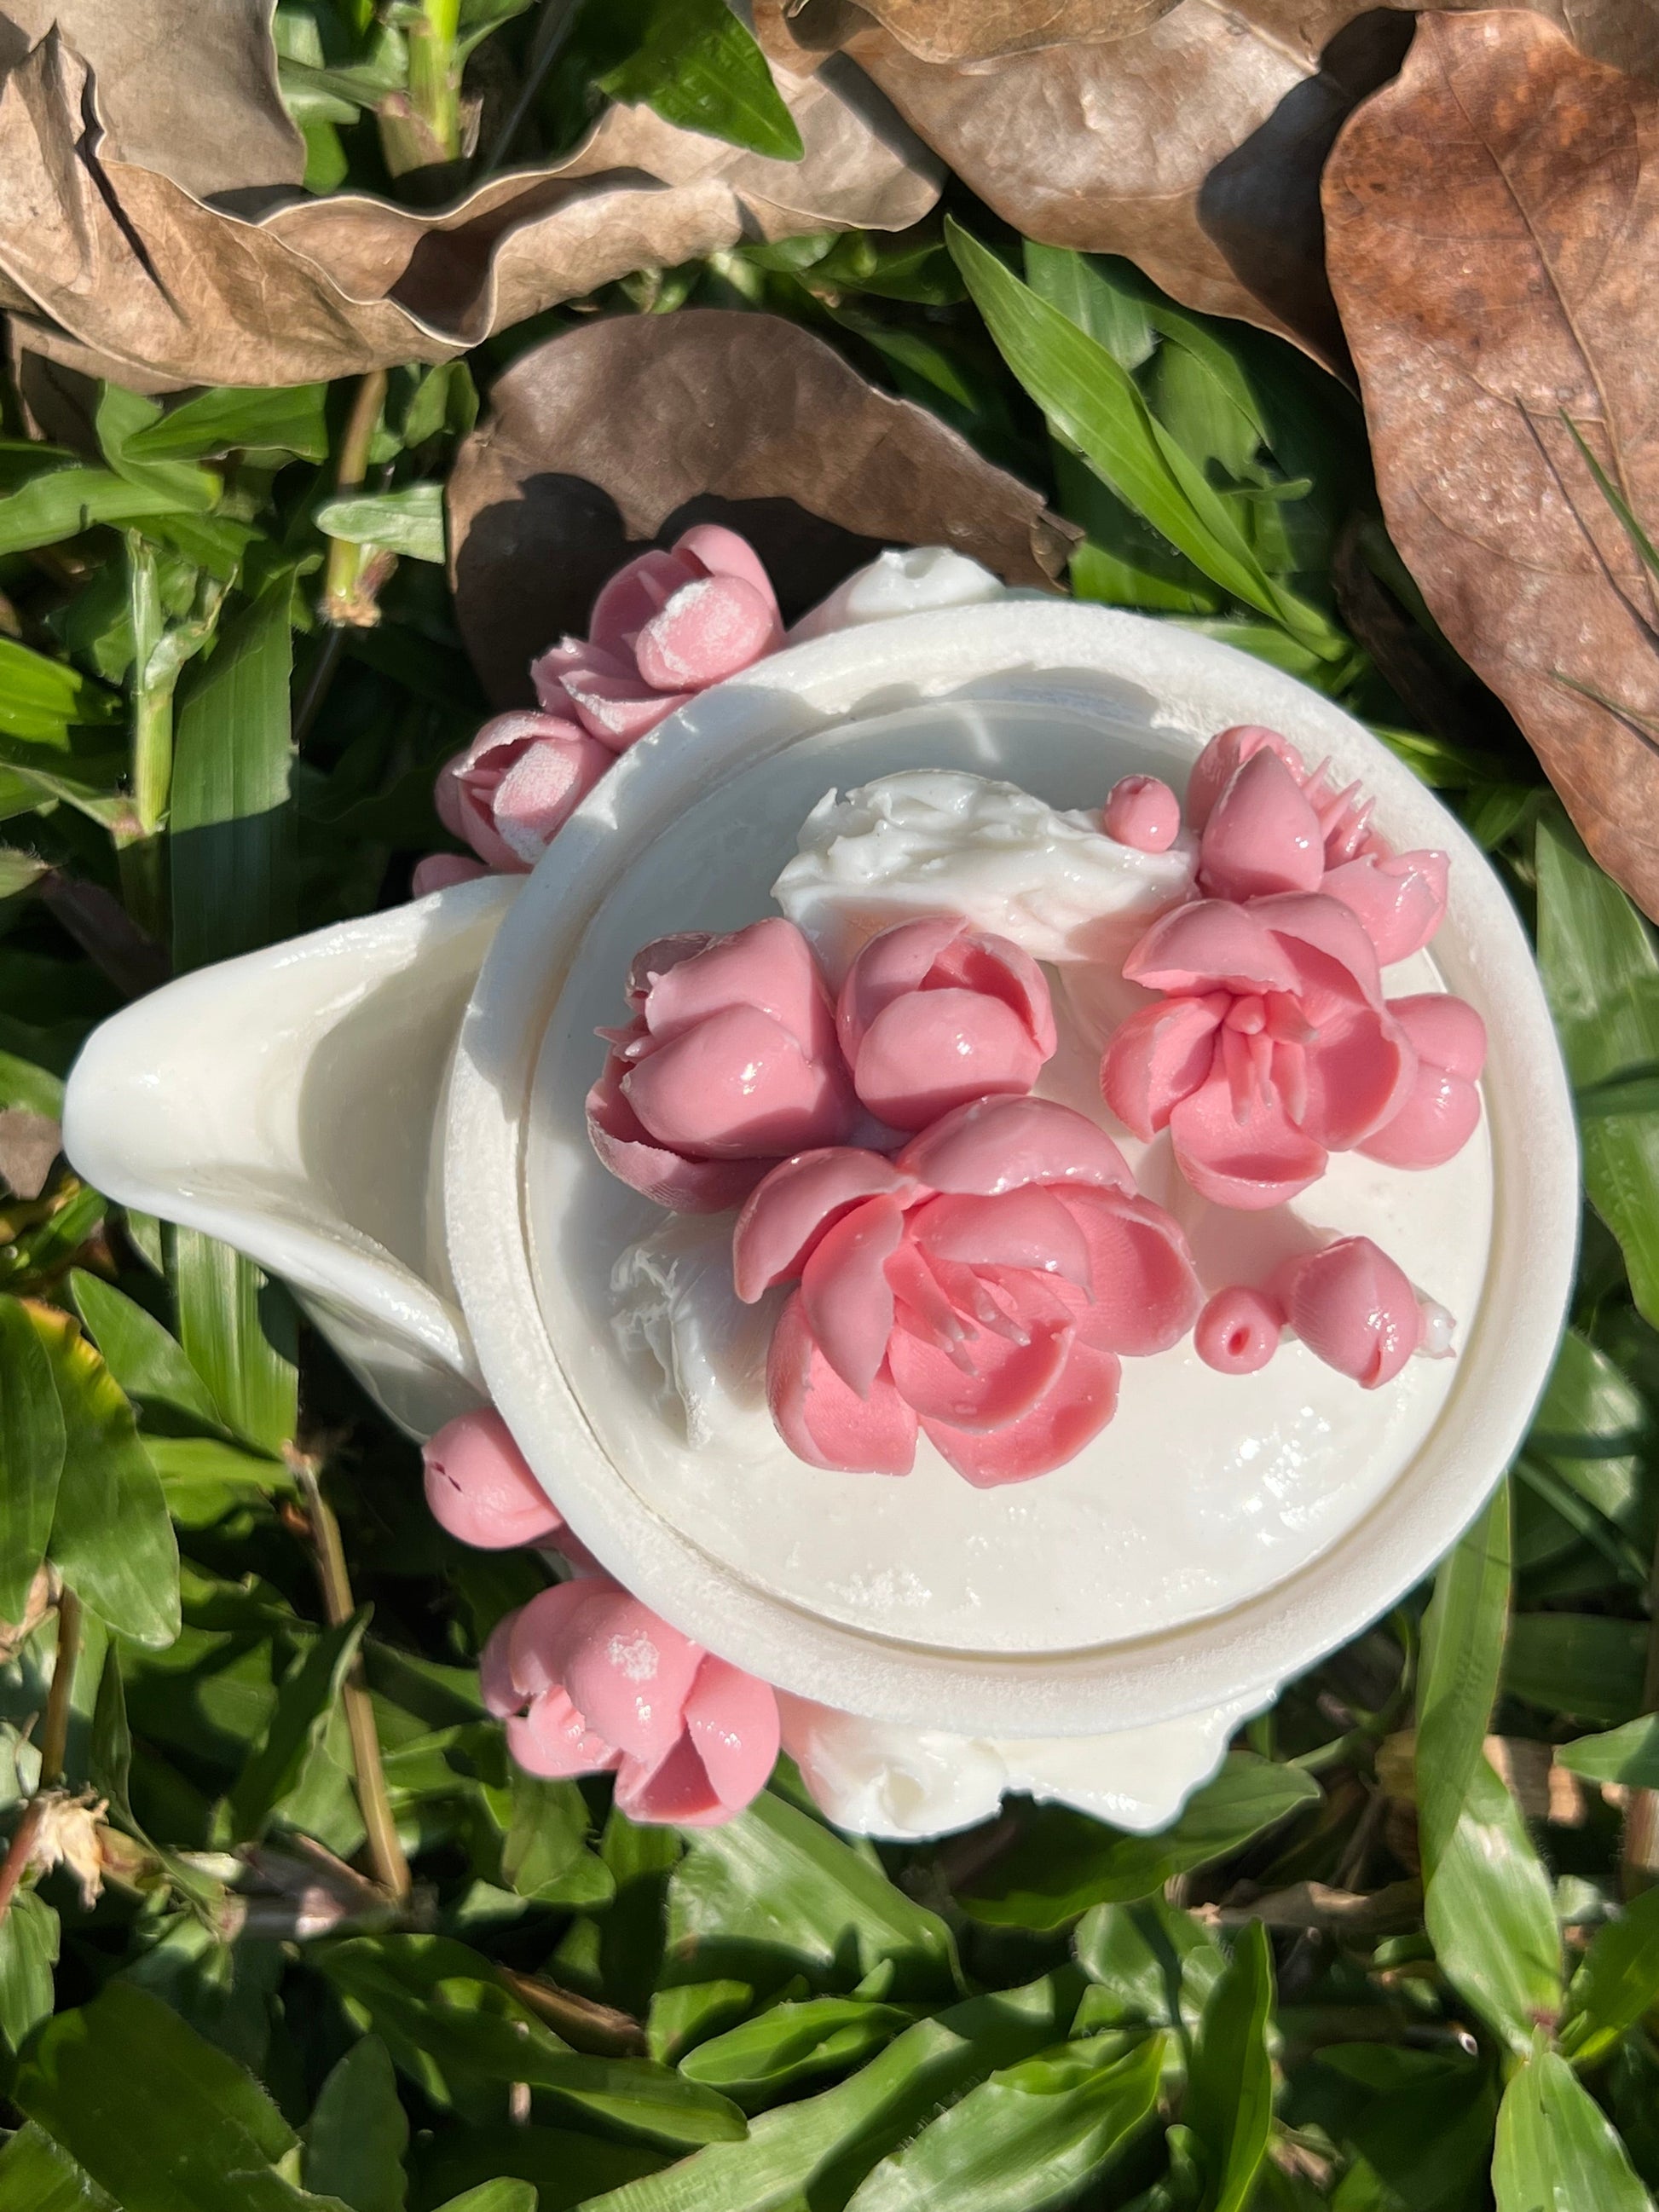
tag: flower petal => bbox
[1253,892,1385,1011]
[563,667,691,752]
[910,1186,1093,1292]
[412,853,490,896]
[622,1005,853,1160]
[644,917,835,1056]
[587,1053,768,1211]
[768,1289,917,1474]
[1100,996,1223,1140]
[615,1737,724,1826]
[1296,1004,1416,1151]
[683,1654,781,1811]
[887,1267,1074,1432]
[920,1316,1121,1487]
[895,1095,1134,1196]
[801,1193,903,1397]
[1184,725,1306,832]
[1199,747,1326,901]
[560,1590,703,1765]
[1388,992,1488,1082]
[633,574,782,691]
[1358,1065,1483,1169]
[488,725,612,865]
[507,1688,622,1779]
[837,915,966,1054]
[1124,899,1300,996]
[1277,1235,1422,1388]
[673,523,780,612]
[423,1409,565,1551]
[1049,1188,1201,1355]
[1169,1068,1328,1210]
[853,990,1046,1129]
[1320,849,1448,966]
[733,1148,917,1302]
[589,547,701,659]
[506,1578,619,1704]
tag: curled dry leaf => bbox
[0,0,301,197]
[0,1107,60,1200]
[447,308,1071,703]
[1326,11,1659,916]
[766,0,1659,362]
[0,26,939,390]
[776,0,1179,63]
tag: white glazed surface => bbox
[549,731,1491,1655]
[445,599,1575,1739]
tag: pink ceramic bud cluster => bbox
[734,1096,1199,1485]
[423,1410,779,1825]
[416,527,782,894]
[1101,726,1487,1210]
[587,914,1064,1214]
[1194,1235,1440,1391]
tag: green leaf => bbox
[0,460,212,556]
[171,1230,298,1460]
[415,2124,667,2209]
[947,222,1338,655]
[315,484,446,563]
[32,1303,178,1648]
[1558,1715,1659,1788]
[1492,2047,1652,2212]
[1183,1923,1274,2212]
[171,575,296,973]
[679,1998,916,2106]
[432,2187,537,2212]
[68,1270,223,1429]
[1417,1485,1512,1874]
[125,386,330,465]
[1536,811,1659,1325]
[0,638,120,746]
[12,1982,337,2212]
[0,1295,66,1618]
[580,1973,1080,2212]
[844,2030,1165,2212]
[958,1756,1319,1930]
[0,2123,119,2212]
[95,387,221,514]
[598,0,803,161]
[1504,1613,1648,1726]
[668,1790,959,1998]
[1559,1887,1659,2068]
[90,1645,136,1825]
[1073,1898,1223,2036]
[320,1934,745,2145]
[0,1887,60,2057]
[500,1771,613,1904]
[228,1607,370,1842]
[1425,1756,1563,2055]
[303,2036,408,2212]
[1024,243,1155,371]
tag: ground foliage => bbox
[0,5,1654,2209]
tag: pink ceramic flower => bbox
[1102,893,1417,1208]
[482,1575,780,1826]
[421,1408,603,1566]
[733,1095,1200,1486]
[587,918,857,1211]
[836,917,1057,1130]
[428,526,780,877]
[1275,1236,1426,1389]
[1189,725,1449,967]
[435,710,614,874]
[532,524,782,754]
[1357,992,1487,1169]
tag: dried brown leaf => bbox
[775,0,1178,63]
[793,0,1659,361]
[1326,11,1659,916]
[447,308,1070,703]
[0,28,938,388]
[0,1108,60,1201]
[0,0,301,197]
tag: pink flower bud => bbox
[423,1410,566,1550]
[836,917,1057,1131]
[1103,774,1181,852]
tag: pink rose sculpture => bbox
[836,917,1057,1130]
[587,918,856,1211]
[483,1575,780,1826]
[423,525,780,885]
[1188,725,1449,967]
[732,1095,1200,1485]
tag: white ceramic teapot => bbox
[63,559,1577,1839]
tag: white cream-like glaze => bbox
[525,697,1493,1661]
[773,767,1195,982]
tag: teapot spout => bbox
[63,876,520,1436]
